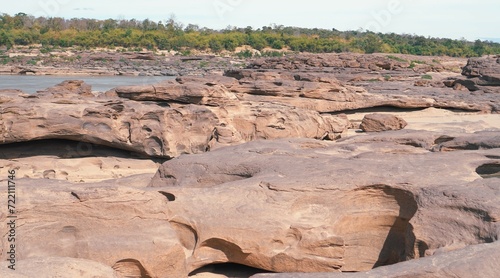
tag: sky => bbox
[2,0,499,42]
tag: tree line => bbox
[1,12,499,57]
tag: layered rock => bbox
[251,241,500,278]
[147,131,500,275]
[0,175,188,277]
[455,55,500,93]
[223,68,499,113]
[248,53,452,73]
[0,79,349,158]
[2,131,500,277]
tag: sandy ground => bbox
[0,156,161,183]
[345,107,500,137]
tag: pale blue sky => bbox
[2,0,499,41]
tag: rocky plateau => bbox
[0,53,499,278]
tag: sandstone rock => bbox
[360,113,407,132]
[459,56,500,93]
[2,53,500,278]
[249,53,453,73]
[0,257,119,278]
[36,80,93,97]
[123,51,156,60]
[0,176,188,278]
[147,131,500,274]
[1,80,349,158]
[251,241,500,278]
[3,131,500,277]
[223,69,498,113]
[114,79,239,106]
[0,88,218,158]
[0,139,164,182]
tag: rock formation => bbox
[3,131,500,277]
[251,242,500,278]
[0,79,349,158]
[0,53,499,277]
[455,55,500,93]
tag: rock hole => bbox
[170,221,198,251]
[43,169,56,179]
[486,155,500,159]
[416,240,429,258]
[113,259,152,278]
[340,185,419,271]
[71,192,81,201]
[476,163,500,179]
[159,191,176,201]
[434,135,455,145]
[403,142,423,148]
[188,263,272,277]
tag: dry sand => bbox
[345,107,500,136]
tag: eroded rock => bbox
[0,80,349,158]
[148,131,500,274]
[360,113,407,132]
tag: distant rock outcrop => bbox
[455,55,500,93]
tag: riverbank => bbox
[0,45,470,77]
[0,46,251,76]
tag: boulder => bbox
[360,113,407,132]
[36,80,93,97]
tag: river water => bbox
[0,75,175,94]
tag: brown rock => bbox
[36,80,93,97]
[0,257,119,278]
[1,80,349,158]
[0,176,187,277]
[147,131,500,274]
[250,242,500,278]
[3,131,500,277]
[459,56,500,93]
[360,113,407,132]
[224,68,498,113]
[123,51,156,60]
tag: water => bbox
[0,75,176,94]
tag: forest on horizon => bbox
[1,12,499,57]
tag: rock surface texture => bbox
[360,113,407,132]
[2,131,500,277]
[1,54,499,277]
[458,55,500,93]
